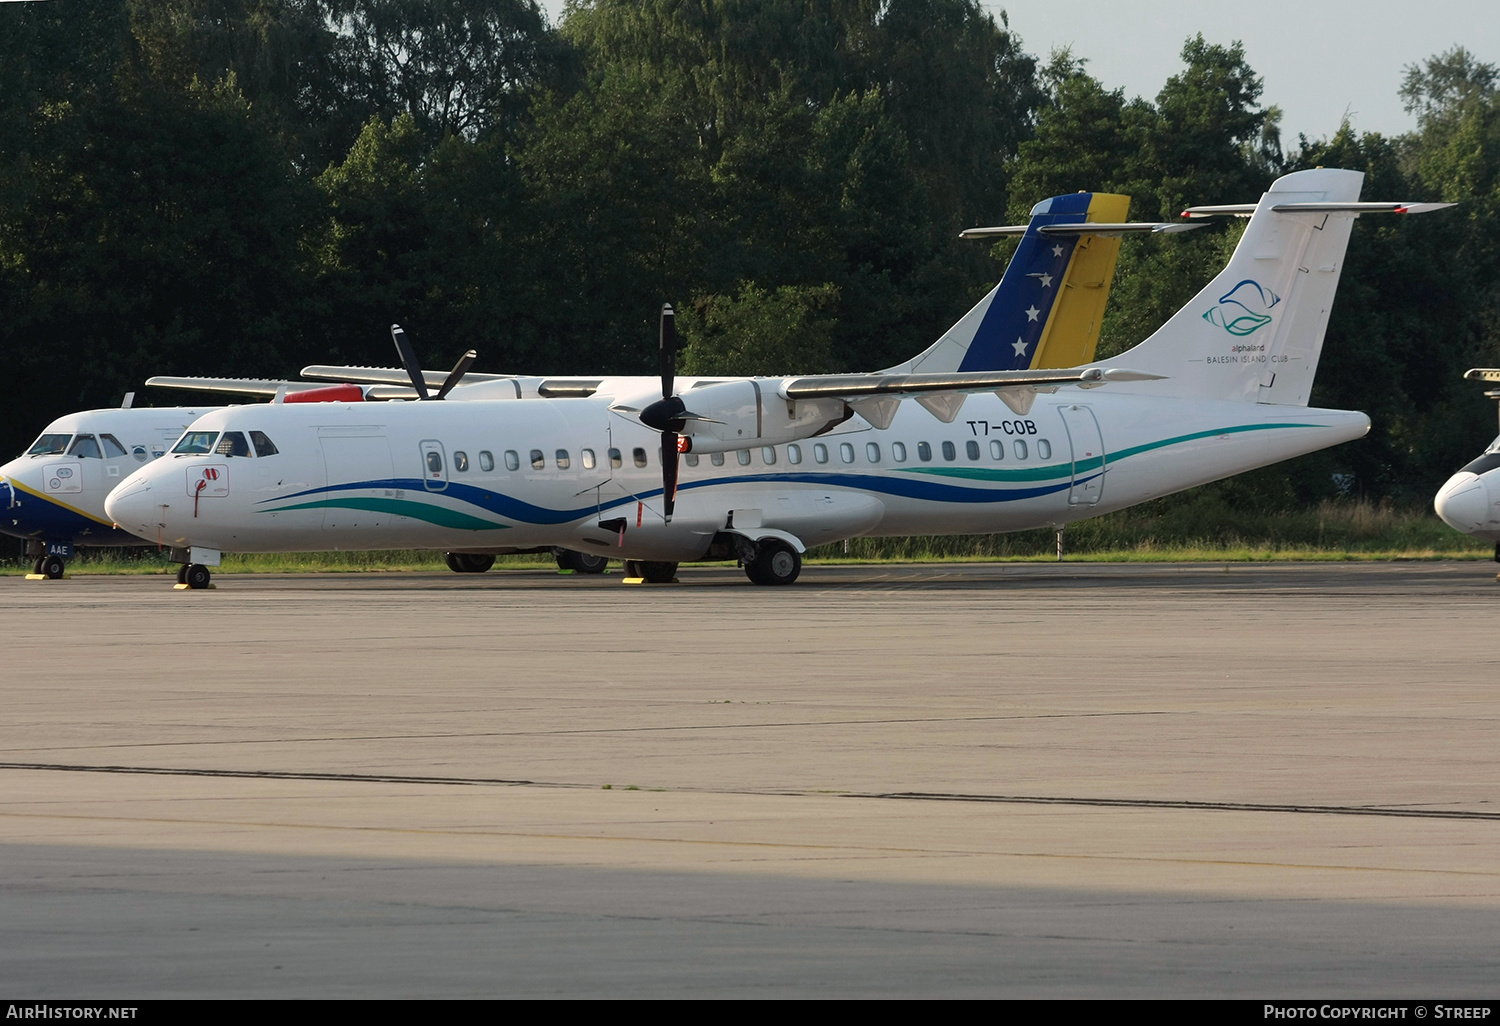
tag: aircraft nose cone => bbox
[1434,473,1491,533]
[104,476,154,532]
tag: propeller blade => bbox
[391,324,431,401]
[434,349,477,400]
[660,303,676,401]
[662,431,679,522]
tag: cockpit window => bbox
[27,433,71,456]
[249,431,278,457]
[1460,451,1500,476]
[172,431,220,454]
[100,434,127,458]
[215,432,252,457]
[68,434,102,458]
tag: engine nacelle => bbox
[678,380,847,454]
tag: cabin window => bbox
[941,441,956,462]
[426,451,444,474]
[454,451,470,472]
[917,441,932,462]
[866,442,880,463]
[762,446,777,465]
[813,443,828,464]
[530,449,545,470]
[555,449,570,470]
[172,431,218,455]
[737,449,752,466]
[990,439,1004,460]
[100,434,127,458]
[581,448,596,470]
[1037,439,1052,460]
[632,447,648,468]
[787,444,802,465]
[215,432,252,458]
[1013,439,1028,460]
[478,450,494,472]
[250,431,279,457]
[68,434,102,459]
[685,453,699,467]
[608,448,622,468]
[504,450,520,471]
[27,434,71,456]
[966,440,980,460]
[711,452,725,466]
[892,442,907,462]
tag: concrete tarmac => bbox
[2,561,1499,997]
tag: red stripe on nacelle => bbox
[285,384,365,403]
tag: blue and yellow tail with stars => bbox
[890,192,1131,375]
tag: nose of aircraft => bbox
[1434,472,1492,533]
[104,472,156,534]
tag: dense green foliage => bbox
[2,1,1498,521]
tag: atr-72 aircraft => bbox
[7,189,1154,579]
[106,169,1446,588]
[1433,368,1500,553]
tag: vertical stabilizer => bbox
[1096,168,1364,405]
[891,192,1132,375]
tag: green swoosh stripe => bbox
[269,497,510,531]
[899,423,1317,484]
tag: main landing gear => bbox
[556,549,609,574]
[444,552,496,573]
[743,539,801,586]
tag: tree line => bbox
[2,0,1497,507]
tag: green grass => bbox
[2,500,1490,575]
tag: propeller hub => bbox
[640,395,688,433]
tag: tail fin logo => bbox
[1203,279,1281,337]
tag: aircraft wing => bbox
[301,364,513,388]
[778,366,1165,423]
[781,366,1162,400]
[147,376,332,397]
[145,375,430,401]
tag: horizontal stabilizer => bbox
[1183,201,1456,218]
[958,221,1201,238]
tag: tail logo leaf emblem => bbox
[1203,279,1280,336]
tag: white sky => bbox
[539,1,1499,144]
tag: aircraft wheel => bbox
[176,564,189,584]
[184,564,211,590]
[640,561,678,583]
[32,557,45,576]
[41,555,65,580]
[746,540,800,586]
[557,549,608,574]
[445,552,494,573]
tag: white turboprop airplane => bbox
[1,401,222,577]
[106,169,1447,589]
[10,191,1156,579]
[1433,369,1500,555]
